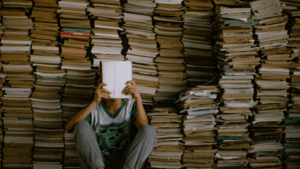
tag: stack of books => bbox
[153,0,186,104]
[248,1,289,168]
[0,6,35,169]
[0,73,4,168]
[30,0,59,48]
[89,0,124,68]
[213,2,258,169]
[147,106,183,169]
[58,0,91,71]
[57,0,94,120]
[123,0,158,108]
[183,0,216,87]
[64,131,80,169]
[284,104,300,169]
[176,86,219,169]
[33,128,64,169]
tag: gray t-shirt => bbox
[85,99,137,153]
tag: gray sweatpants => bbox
[74,120,156,169]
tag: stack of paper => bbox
[176,86,219,169]
[153,0,187,103]
[89,0,124,67]
[147,107,183,169]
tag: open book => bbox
[100,61,132,99]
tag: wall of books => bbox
[0,0,299,169]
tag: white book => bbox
[100,61,132,99]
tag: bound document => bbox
[100,61,132,99]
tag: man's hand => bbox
[123,80,141,101]
[93,83,111,104]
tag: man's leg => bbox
[74,120,105,169]
[121,125,156,169]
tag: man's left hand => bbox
[123,80,141,101]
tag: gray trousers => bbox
[74,120,156,169]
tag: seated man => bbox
[65,80,156,169]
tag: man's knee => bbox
[74,120,92,137]
[140,125,156,141]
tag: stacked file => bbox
[183,0,216,87]
[153,0,186,103]
[176,86,219,168]
[89,0,124,68]
[147,106,183,169]
[123,0,158,107]
[0,6,35,169]
[0,73,4,168]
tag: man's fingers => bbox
[99,89,111,94]
[126,80,136,86]
[97,83,107,89]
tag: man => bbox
[65,80,156,169]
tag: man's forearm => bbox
[65,101,98,132]
[135,98,149,130]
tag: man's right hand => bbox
[93,83,111,104]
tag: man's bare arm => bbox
[65,83,111,132]
[123,80,149,130]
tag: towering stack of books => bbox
[213,2,258,169]
[249,0,288,168]
[153,0,186,104]
[123,0,158,109]
[89,0,124,68]
[29,1,65,168]
[147,107,183,169]
[0,6,35,169]
[182,0,216,87]
[176,86,219,169]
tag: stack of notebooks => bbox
[123,0,158,108]
[147,106,183,169]
[248,1,289,168]
[0,6,35,169]
[183,0,216,87]
[153,0,186,104]
[64,131,80,169]
[176,86,219,169]
[89,0,124,68]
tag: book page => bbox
[101,61,115,98]
[114,61,132,99]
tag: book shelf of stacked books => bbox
[0,0,299,168]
